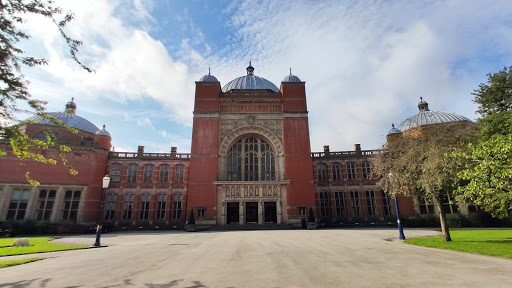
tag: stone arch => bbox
[219,125,284,156]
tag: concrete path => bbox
[0,229,511,288]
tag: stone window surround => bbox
[0,185,86,223]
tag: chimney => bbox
[137,146,145,157]
[323,145,330,156]
[354,144,361,155]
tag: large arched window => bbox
[227,136,276,181]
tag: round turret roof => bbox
[222,62,279,93]
[282,68,301,82]
[387,123,402,135]
[25,99,100,134]
[397,97,471,132]
[199,68,218,82]
[95,124,111,137]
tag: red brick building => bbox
[0,65,473,229]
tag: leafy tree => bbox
[0,0,92,184]
[472,66,512,140]
[452,66,512,218]
[453,134,512,219]
[373,122,478,241]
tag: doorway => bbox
[226,202,239,224]
[264,202,277,223]
[245,202,258,223]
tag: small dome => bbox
[387,123,402,136]
[199,68,218,82]
[282,68,301,82]
[95,124,111,137]
[397,97,471,132]
[65,97,77,114]
[222,62,280,93]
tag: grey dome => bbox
[222,62,279,93]
[397,98,471,132]
[27,112,99,134]
[199,74,219,82]
[387,124,402,136]
[95,124,111,137]
[199,68,218,82]
[282,68,301,82]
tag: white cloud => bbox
[15,0,512,154]
[136,117,152,128]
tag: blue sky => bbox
[15,0,512,153]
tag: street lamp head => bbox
[102,175,111,189]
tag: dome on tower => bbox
[199,68,218,82]
[387,123,402,136]
[95,124,111,137]
[282,68,301,82]
[25,98,100,134]
[222,62,279,93]
[396,97,471,132]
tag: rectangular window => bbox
[334,191,345,217]
[122,194,135,220]
[110,164,121,182]
[319,192,330,217]
[197,208,206,218]
[159,165,169,182]
[441,194,458,214]
[366,190,376,216]
[143,165,154,182]
[381,191,393,216]
[36,189,56,221]
[346,163,357,180]
[418,195,435,215]
[156,194,167,220]
[139,194,151,220]
[332,163,341,180]
[7,189,31,220]
[127,164,138,183]
[104,194,118,221]
[350,191,360,217]
[298,207,307,217]
[172,194,183,219]
[62,190,81,222]
[362,162,372,179]
[317,163,327,181]
[174,165,185,183]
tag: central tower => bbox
[188,64,315,226]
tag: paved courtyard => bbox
[1,228,511,288]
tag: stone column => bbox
[51,187,65,222]
[258,201,263,224]
[277,200,282,224]
[239,201,244,224]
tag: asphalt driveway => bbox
[0,228,511,287]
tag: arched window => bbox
[227,136,276,181]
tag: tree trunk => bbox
[435,196,452,241]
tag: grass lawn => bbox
[0,258,44,268]
[0,237,88,257]
[405,230,512,258]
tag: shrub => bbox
[307,207,315,223]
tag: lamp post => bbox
[394,195,406,240]
[93,175,110,247]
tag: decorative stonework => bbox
[220,104,282,113]
[223,184,280,199]
[219,124,284,156]
[219,117,283,144]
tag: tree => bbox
[453,134,512,219]
[452,66,512,218]
[373,122,478,241]
[472,66,512,140]
[0,0,92,184]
